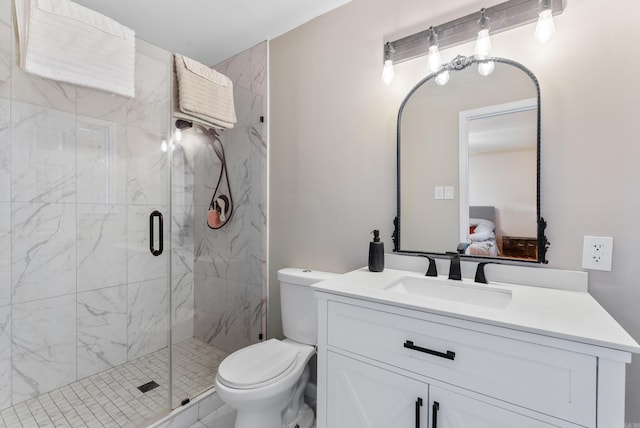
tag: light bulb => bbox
[478,60,494,76]
[475,29,492,58]
[427,45,442,74]
[535,9,556,43]
[474,9,493,77]
[174,128,183,142]
[381,59,394,85]
[435,70,450,86]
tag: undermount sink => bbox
[383,276,512,309]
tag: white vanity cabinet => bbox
[315,291,634,428]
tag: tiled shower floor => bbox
[0,338,229,428]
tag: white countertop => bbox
[312,267,640,354]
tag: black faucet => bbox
[474,262,494,284]
[420,255,438,277]
[446,252,462,280]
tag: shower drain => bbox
[137,380,160,393]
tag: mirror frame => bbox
[392,55,549,264]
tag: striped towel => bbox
[174,54,236,129]
[14,0,135,97]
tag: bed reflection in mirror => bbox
[461,99,537,259]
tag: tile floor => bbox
[0,338,229,428]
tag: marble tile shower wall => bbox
[0,0,187,410]
[192,42,267,353]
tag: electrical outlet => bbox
[582,236,613,271]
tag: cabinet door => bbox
[429,386,578,428]
[327,352,428,428]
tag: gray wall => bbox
[269,0,640,422]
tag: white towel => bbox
[14,0,135,97]
[172,70,235,130]
[174,54,236,129]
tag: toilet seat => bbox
[217,339,299,390]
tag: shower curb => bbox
[149,388,235,428]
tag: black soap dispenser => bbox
[368,230,384,272]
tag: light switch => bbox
[434,186,444,200]
[444,186,455,200]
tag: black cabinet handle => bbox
[415,397,423,428]
[149,210,163,256]
[432,401,439,428]
[404,340,455,360]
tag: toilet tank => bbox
[278,268,339,345]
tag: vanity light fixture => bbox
[381,42,395,85]
[427,27,450,86]
[474,8,495,76]
[381,0,564,79]
[535,0,556,43]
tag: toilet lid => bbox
[217,339,299,389]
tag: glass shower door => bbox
[168,87,268,409]
[70,49,174,425]
[168,122,226,408]
[123,123,172,421]
[98,44,175,423]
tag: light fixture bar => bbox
[384,0,564,65]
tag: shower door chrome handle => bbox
[149,210,163,256]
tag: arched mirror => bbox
[394,55,549,263]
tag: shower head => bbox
[175,119,193,130]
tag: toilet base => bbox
[234,408,281,428]
[284,403,314,428]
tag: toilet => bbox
[214,268,338,428]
